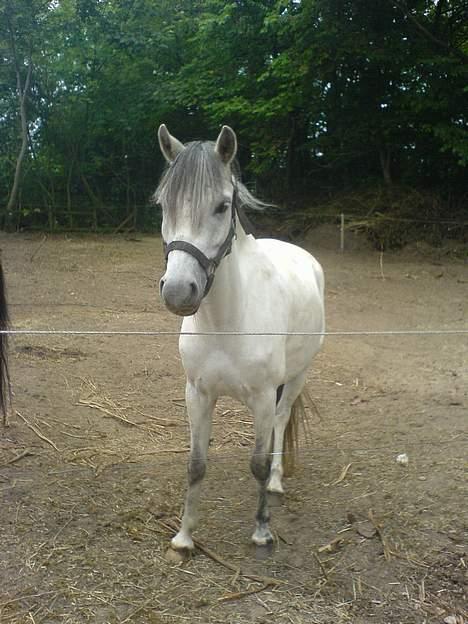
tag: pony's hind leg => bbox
[171,381,215,551]
[248,389,277,546]
[267,372,307,495]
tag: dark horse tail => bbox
[0,259,11,421]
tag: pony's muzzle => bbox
[160,274,201,316]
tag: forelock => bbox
[155,141,229,224]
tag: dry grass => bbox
[2,234,466,623]
[2,442,466,624]
[78,377,174,438]
[3,383,466,624]
[3,373,466,623]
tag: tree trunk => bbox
[5,28,32,222]
[6,64,32,219]
[379,147,392,186]
[66,159,76,229]
[81,175,100,231]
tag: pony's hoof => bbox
[165,547,191,564]
[251,527,274,546]
[171,531,194,551]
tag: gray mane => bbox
[154,140,267,227]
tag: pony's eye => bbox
[214,202,229,215]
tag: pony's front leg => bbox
[249,389,277,546]
[171,382,215,552]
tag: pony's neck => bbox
[193,225,250,330]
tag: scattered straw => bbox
[158,518,285,588]
[15,410,59,451]
[0,450,33,467]
[368,509,392,561]
[326,462,353,487]
[313,552,329,581]
[77,378,169,438]
[218,584,272,602]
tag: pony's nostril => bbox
[159,278,165,295]
[189,282,198,298]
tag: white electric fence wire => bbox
[2,329,468,337]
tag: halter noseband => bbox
[162,189,238,297]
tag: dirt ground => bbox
[0,228,466,624]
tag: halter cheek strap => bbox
[163,194,237,297]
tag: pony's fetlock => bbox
[252,523,274,546]
[267,470,284,495]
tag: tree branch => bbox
[5,5,34,216]
[394,0,468,64]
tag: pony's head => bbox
[154,125,238,316]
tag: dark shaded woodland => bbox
[1,0,467,243]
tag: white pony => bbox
[155,125,324,551]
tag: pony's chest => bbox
[179,335,284,398]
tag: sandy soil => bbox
[0,229,466,624]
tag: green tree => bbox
[1,0,44,225]
[0,0,466,230]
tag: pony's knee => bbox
[250,454,271,483]
[188,456,206,485]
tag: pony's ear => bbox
[215,125,237,164]
[158,124,185,163]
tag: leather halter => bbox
[162,188,239,298]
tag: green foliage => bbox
[0,0,466,232]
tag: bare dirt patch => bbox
[1,230,466,623]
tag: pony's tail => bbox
[0,259,11,425]
[283,389,317,477]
